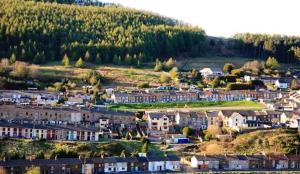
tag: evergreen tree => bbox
[84,51,91,61]
[120,150,126,158]
[33,52,46,64]
[62,54,70,66]
[265,57,280,70]
[113,55,118,64]
[164,57,176,70]
[95,53,102,64]
[10,53,16,64]
[75,57,84,68]
[124,54,133,65]
[141,142,149,153]
[154,60,163,72]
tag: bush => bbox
[231,69,245,77]
[226,83,254,90]
[223,63,235,74]
[49,149,79,159]
[249,80,265,87]
[182,127,191,137]
[137,82,150,88]
[221,75,237,83]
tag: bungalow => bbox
[190,155,219,170]
[199,68,223,78]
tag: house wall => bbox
[228,160,249,170]
[166,161,180,171]
[148,161,165,171]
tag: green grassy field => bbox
[108,100,264,110]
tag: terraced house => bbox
[0,105,136,126]
[111,90,198,104]
[0,155,180,174]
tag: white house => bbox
[147,156,166,172]
[99,117,109,129]
[275,78,288,89]
[228,112,247,131]
[165,156,180,171]
[199,68,223,78]
[191,156,219,170]
[111,92,129,104]
[104,157,127,173]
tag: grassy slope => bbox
[31,63,161,88]
[108,101,264,111]
[196,128,300,155]
[178,56,300,71]
[0,139,162,159]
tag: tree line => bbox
[0,0,206,65]
[228,33,300,63]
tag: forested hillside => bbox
[0,0,206,64]
[209,33,300,63]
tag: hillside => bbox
[0,0,205,64]
[195,129,300,155]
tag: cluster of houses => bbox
[0,104,137,141]
[189,154,300,171]
[1,103,300,141]
[110,89,290,104]
[2,153,300,173]
[0,154,180,174]
[200,67,294,90]
[145,109,300,136]
[0,90,94,107]
[0,120,104,141]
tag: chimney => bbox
[55,155,57,160]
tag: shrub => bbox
[226,83,254,90]
[182,127,191,137]
[137,82,150,88]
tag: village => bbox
[1,63,300,173]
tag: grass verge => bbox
[108,100,264,110]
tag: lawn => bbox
[108,100,264,110]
